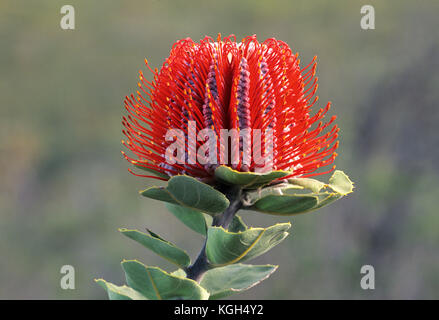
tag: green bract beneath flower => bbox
[141,169,353,217]
[214,165,291,189]
[140,175,230,215]
[245,170,354,215]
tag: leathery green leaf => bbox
[313,192,343,209]
[214,165,290,189]
[120,228,190,268]
[249,170,354,215]
[250,194,319,215]
[171,269,187,277]
[206,223,290,266]
[228,214,248,232]
[165,203,207,235]
[200,264,278,299]
[141,175,229,215]
[288,177,326,193]
[288,170,354,195]
[141,186,177,204]
[95,279,147,300]
[122,260,209,300]
[328,170,354,195]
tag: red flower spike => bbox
[122,34,339,181]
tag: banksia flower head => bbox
[122,34,339,182]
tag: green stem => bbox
[185,185,243,282]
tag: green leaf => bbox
[145,228,167,241]
[289,170,354,195]
[120,228,191,268]
[250,194,319,215]
[171,269,187,277]
[228,215,248,232]
[200,264,278,299]
[248,170,354,215]
[313,193,343,209]
[215,165,290,189]
[141,175,229,215]
[288,177,325,193]
[244,184,302,206]
[141,186,177,204]
[122,260,209,300]
[95,279,147,300]
[206,223,290,266]
[165,203,207,236]
[328,170,354,195]
[166,176,229,214]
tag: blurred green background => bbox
[1,0,438,299]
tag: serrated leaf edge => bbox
[94,278,147,300]
[207,223,291,267]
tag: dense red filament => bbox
[123,34,339,181]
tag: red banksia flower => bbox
[122,34,339,182]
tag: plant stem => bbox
[185,185,243,282]
[212,185,243,228]
[185,242,208,282]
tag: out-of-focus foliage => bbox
[0,0,438,299]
